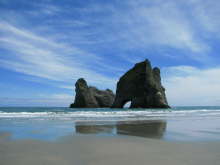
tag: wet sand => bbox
[1,133,220,165]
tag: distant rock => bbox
[112,59,170,108]
[70,78,115,108]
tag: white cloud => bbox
[162,66,220,106]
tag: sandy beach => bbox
[1,107,220,165]
[1,133,220,165]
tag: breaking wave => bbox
[1,107,220,121]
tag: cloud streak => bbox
[0,21,116,89]
[68,0,212,58]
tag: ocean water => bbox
[0,106,220,141]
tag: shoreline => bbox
[1,116,220,142]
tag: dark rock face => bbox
[70,78,115,108]
[112,59,170,108]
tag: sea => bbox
[0,106,220,142]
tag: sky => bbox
[0,0,220,106]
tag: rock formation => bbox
[112,59,170,108]
[70,78,115,108]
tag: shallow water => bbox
[0,106,220,141]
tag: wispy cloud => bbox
[49,0,214,63]
[118,1,209,53]
[85,2,207,46]
[190,0,220,35]
[0,21,116,89]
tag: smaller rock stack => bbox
[69,78,115,108]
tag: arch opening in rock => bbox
[123,100,131,108]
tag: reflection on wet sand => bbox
[75,120,167,139]
[75,124,114,134]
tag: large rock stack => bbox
[111,59,170,108]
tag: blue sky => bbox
[0,0,220,106]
